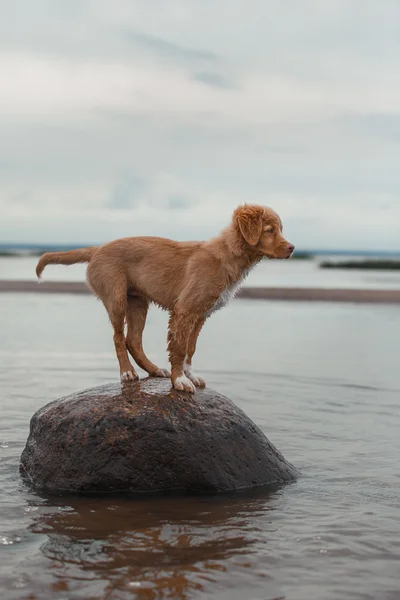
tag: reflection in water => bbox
[28,487,284,599]
[4,298,400,599]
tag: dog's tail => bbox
[36,247,97,279]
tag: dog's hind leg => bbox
[125,295,170,378]
[103,285,138,382]
[184,318,206,388]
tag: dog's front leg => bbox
[167,311,203,393]
[184,317,206,388]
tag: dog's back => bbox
[87,236,204,310]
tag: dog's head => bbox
[233,204,294,259]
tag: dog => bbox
[36,204,294,392]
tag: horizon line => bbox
[0,242,400,256]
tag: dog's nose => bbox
[288,244,295,253]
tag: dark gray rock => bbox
[20,378,297,493]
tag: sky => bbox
[0,0,399,250]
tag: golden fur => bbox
[36,204,294,392]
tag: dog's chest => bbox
[206,272,248,317]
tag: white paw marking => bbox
[154,368,171,378]
[121,370,137,382]
[184,360,206,388]
[174,374,196,393]
[188,373,200,386]
[195,376,206,388]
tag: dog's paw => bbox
[184,365,206,388]
[186,372,206,388]
[152,368,171,378]
[173,375,196,394]
[121,370,138,382]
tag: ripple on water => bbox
[1,297,400,599]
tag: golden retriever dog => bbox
[36,204,294,393]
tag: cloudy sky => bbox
[1,0,399,250]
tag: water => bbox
[2,255,400,290]
[1,293,400,599]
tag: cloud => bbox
[167,194,192,210]
[0,0,399,251]
[124,31,217,63]
[336,112,400,143]
[192,71,235,89]
[108,175,145,210]
[3,50,400,125]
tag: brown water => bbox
[1,293,400,599]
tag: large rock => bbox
[20,379,297,493]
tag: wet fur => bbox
[36,204,294,392]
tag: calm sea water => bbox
[1,293,400,599]
[1,255,400,290]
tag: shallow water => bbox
[1,294,400,599]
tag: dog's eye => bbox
[267,228,274,234]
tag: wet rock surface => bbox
[20,378,297,493]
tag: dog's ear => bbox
[234,205,263,246]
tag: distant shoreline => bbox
[320,259,400,271]
[1,246,400,258]
[0,280,399,304]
